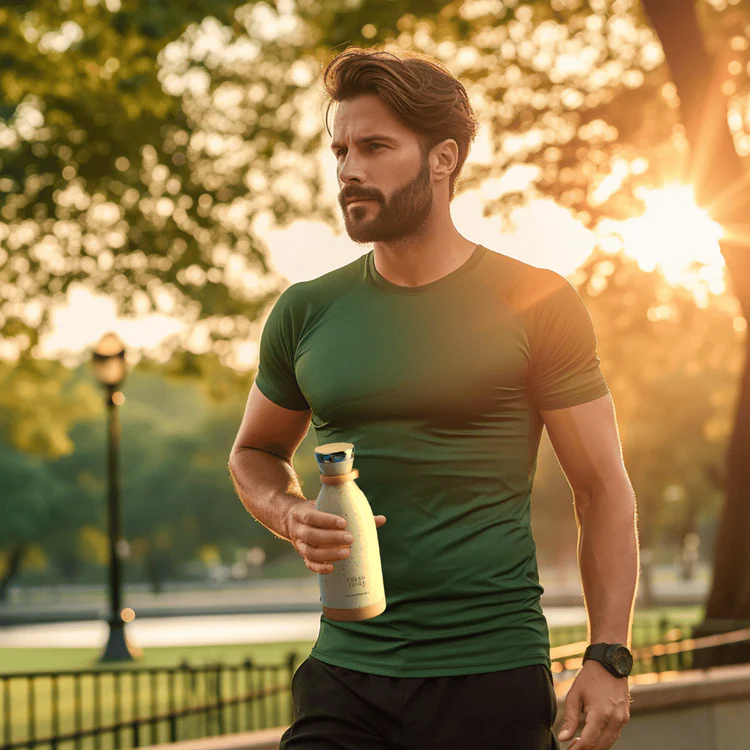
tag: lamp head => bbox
[91,332,127,387]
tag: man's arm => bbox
[228,382,314,542]
[540,393,640,648]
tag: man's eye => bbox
[336,143,384,157]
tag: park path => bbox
[0,606,591,649]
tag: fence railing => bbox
[549,615,697,675]
[550,623,750,678]
[0,653,299,750]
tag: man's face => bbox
[331,94,434,244]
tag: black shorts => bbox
[280,656,560,749]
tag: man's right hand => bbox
[287,500,387,574]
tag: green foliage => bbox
[0,357,101,457]
[0,0,285,369]
[0,442,66,544]
[0,366,296,587]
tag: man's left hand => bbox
[557,660,631,749]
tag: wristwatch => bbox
[583,642,633,678]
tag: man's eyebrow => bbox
[330,135,397,151]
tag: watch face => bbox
[612,646,633,676]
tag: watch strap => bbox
[584,643,609,663]
[584,642,630,677]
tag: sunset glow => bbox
[602,184,726,302]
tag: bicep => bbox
[539,393,625,496]
[230,382,312,464]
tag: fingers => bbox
[304,525,354,549]
[296,537,351,572]
[568,711,607,750]
[591,707,630,750]
[557,689,582,743]
[291,508,387,574]
[303,555,339,575]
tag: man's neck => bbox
[372,237,479,288]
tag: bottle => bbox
[314,442,386,622]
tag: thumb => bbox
[375,515,387,525]
[557,690,582,742]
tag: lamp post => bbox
[91,332,137,662]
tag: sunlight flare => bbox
[603,184,726,301]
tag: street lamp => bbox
[91,332,137,662]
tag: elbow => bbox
[573,471,636,519]
[572,486,594,513]
[228,445,248,473]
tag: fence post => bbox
[169,667,177,743]
[181,659,191,740]
[244,657,254,730]
[657,615,669,673]
[215,663,225,736]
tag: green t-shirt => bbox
[255,243,609,677]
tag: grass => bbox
[0,640,315,675]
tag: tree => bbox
[0,0,289,381]
[0,441,71,599]
[640,0,750,666]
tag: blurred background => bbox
[1,0,749,748]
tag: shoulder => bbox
[269,253,368,318]
[478,248,573,315]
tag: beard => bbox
[341,156,434,244]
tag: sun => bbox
[600,183,726,300]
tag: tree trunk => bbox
[0,544,27,602]
[642,0,750,666]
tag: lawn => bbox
[0,640,314,675]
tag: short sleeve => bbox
[515,269,609,411]
[254,285,311,411]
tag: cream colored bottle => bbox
[314,442,386,621]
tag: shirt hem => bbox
[254,376,310,411]
[535,382,610,411]
[308,648,551,677]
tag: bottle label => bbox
[347,575,367,591]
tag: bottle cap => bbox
[314,442,354,468]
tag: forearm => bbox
[575,476,640,649]
[228,447,310,542]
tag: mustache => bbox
[341,194,379,204]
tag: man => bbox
[229,47,639,749]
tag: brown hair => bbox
[320,46,479,202]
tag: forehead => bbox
[330,94,411,147]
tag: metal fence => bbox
[0,653,299,750]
